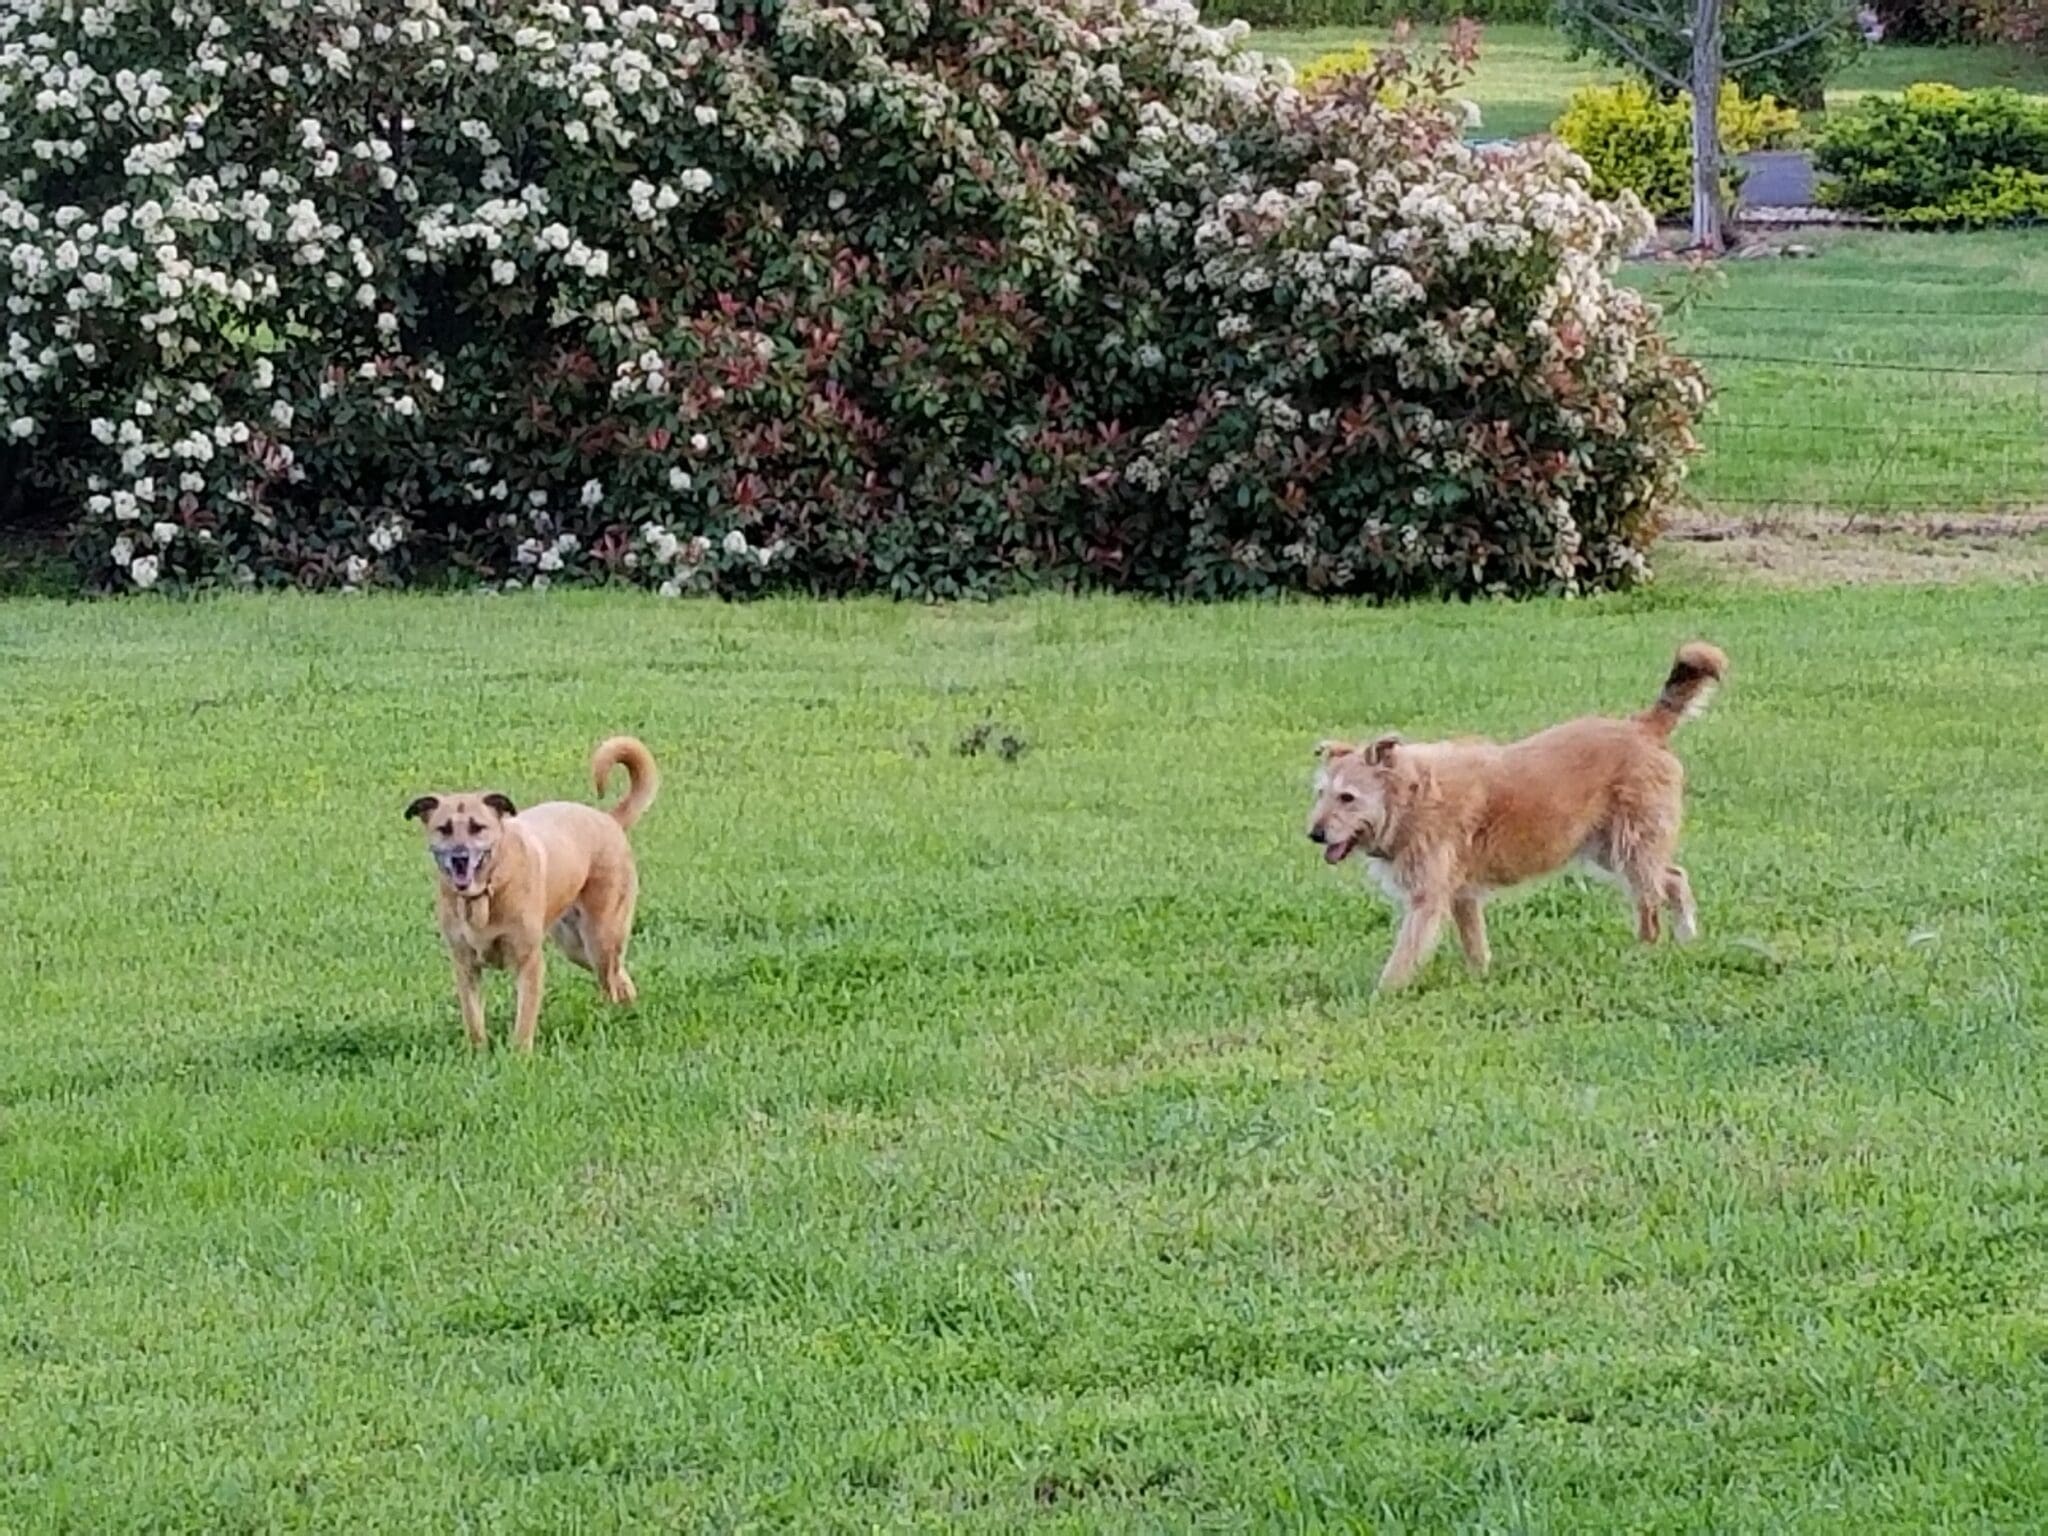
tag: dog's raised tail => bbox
[1639,642,1728,740]
[591,736,659,830]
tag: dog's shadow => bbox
[233,1014,443,1079]
[6,1012,441,1111]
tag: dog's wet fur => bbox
[407,737,658,1050]
[1308,643,1727,991]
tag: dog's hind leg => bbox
[1663,865,1699,943]
[1452,891,1491,975]
[582,865,640,1006]
[1614,841,1669,944]
[1619,840,1694,945]
[595,939,636,1006]
[550,906,596,972]
[1629,882,1663,944]
[1602,801,1680,946]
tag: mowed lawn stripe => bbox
[3,586,2047,1528]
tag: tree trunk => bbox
[1689,0,1727,252]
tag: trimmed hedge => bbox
[1,0,1702,601]
[1816,83,2048,224]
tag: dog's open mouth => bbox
[1322,836,1356,866]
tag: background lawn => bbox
[5,584,2048,1527]
[1254,23,2048,139]
[1636,229,2048,512]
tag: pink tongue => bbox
[1323,842,1349,865]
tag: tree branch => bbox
[1724,5,1856,70]
[1572,9,1691,90]
[1572,0,1692,36]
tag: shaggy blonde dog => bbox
[1308,643,1727,990]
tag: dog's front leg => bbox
[510,946,546,1053]
[1379,898,1448,992]
[452,951,487,1049]
[1452,892,1491,975]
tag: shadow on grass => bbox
[3,1012,447,1108]
[233,1014,443,1077]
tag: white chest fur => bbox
[1363,857,1406,908]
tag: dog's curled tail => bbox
[591,736,659,830]
[1639,642,1728,740]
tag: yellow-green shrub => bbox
[1553,82,1800,216]
[1295,43,1482,129]
[1719,84,1804,150]
[1296,43,1376,90]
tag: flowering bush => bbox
[1986,0,2047,44]
[1553,82,1800,217]
[1870,0,1982,40]
[1870,0,2042,43]
[2,0,1702,599]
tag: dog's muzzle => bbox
[436,845,488,891]
[1309,826,1361,866]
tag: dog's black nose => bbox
[1308,826,1327,844]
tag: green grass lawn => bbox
[1256,23,2048,138]
[6,585,2048,1526]
[1635,229,2048,512]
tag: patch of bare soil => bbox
[1663,510,2048,587]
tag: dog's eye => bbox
[436,822,454,836]
[1338,792,1357,805]
[467,820,484,836]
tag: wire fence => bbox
[1655,284,2048,517]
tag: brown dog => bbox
[1308,644,1727,991]
[406,737,658,1050]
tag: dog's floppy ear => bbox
[1316,740,1356,762]
[483,793,518,818]
[404,795,439,822]
[1363,733,1403,766]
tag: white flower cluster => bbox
[517,531,582,573]
[625,175,708,223]
[633,519,787,597]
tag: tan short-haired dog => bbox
[406,737,658,1050]
[1308,644,1727,991]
